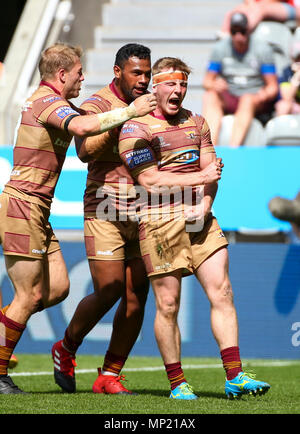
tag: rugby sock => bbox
[102,350,127,377]
[62,328,82,354]
[0,307,25,376]
[220,346,242,380]
[165,362,186,390]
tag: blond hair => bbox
[38,43,83,80]
[152,57,191,76]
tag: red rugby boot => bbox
[92,368,136,395]
[52,340,77,393]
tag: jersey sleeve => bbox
[118,120,158,179]
[80,94,111,114]
[33,95,80,131]
[192,114,216,154]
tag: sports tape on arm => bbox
[97,103,137,133]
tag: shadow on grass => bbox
[23,387,226,400]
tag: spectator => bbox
[221,0,300,36]
[202,12,279,147]
[275,41,300,115]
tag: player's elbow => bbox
[137,171,167,193]
[137,173,159,193]
[74,137,92,163]
[68,116,91,138]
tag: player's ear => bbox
[58,68,66,83]
[113,65,121,79]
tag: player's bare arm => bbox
[200,153,222,216]
[75,131,115,162]
[136,158,222,193]
[68,93,157,138]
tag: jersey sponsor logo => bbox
[43,96,61,104]
[121,123,139,134]
[84,96,102,102]
[125,148,154,169]
[216,229,225,238]
[55,106,79,119]
[173,149,199,164]
[54,138,69,148]
[185,130,197,140]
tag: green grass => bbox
[0,355,299,414]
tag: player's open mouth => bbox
[134,87,146,95]
[168,98,180,107]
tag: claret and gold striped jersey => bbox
[4,82,82,208]
[80,81,137,218]
[118,108,216,217]
[119,109,215,177]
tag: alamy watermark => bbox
[95,177,205,232]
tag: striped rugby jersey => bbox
[80,81,138,218]
[118,109,216,218]
[4,82,82,207]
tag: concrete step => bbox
[102,0,240,28]
[94,25,220,49]
[86,44,213,75]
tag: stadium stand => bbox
[265,114,300,146]
[218,115,267,147]
[252,21,293,77]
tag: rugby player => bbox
[118,57,271,399]
[0,43,156,394]
[51,44,154,395]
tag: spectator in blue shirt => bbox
[202,12,279,147]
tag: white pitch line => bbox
[10,360,299,377]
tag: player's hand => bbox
[132,93,157,117]
[201,158,223,184]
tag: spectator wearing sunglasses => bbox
[202,12,278,147]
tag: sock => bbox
[102,350,127,376]
[165,361,186,390]
[220,346,242,380]
[0,307,25,376]
[62,328,82,354]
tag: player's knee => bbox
[50,276,70,305]
[30,291,44,313]
[157,294,180,319]
[209,278,234,306]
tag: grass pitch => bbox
[0,355,299,415]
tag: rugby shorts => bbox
[84,218,141,261]
[138,214,228,278]
[0,192,60,259]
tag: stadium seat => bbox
[218,115,267,147]
[252,21,292,75]
[265,114,300,146]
